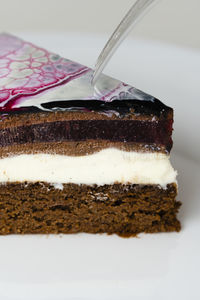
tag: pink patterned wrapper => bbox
[0,33,154,112]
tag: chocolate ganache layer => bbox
[0,119,173,152]
[0,142,169,158]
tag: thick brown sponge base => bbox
[0,182,181,236]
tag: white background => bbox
[0,0,199,49]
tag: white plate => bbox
[0,33,200,300]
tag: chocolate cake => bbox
[0,33,181,236]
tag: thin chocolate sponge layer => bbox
[0,182,181,236]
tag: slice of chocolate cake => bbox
[0,33,181,236]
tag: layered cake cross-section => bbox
[0,33,181,235]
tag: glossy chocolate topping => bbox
[0,98,172,120]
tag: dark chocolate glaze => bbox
[0,98,172,119]
[41,99,170,118]
[0,119,173,152]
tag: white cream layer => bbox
[0,149,177,187]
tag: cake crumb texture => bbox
[0,182,181,236]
